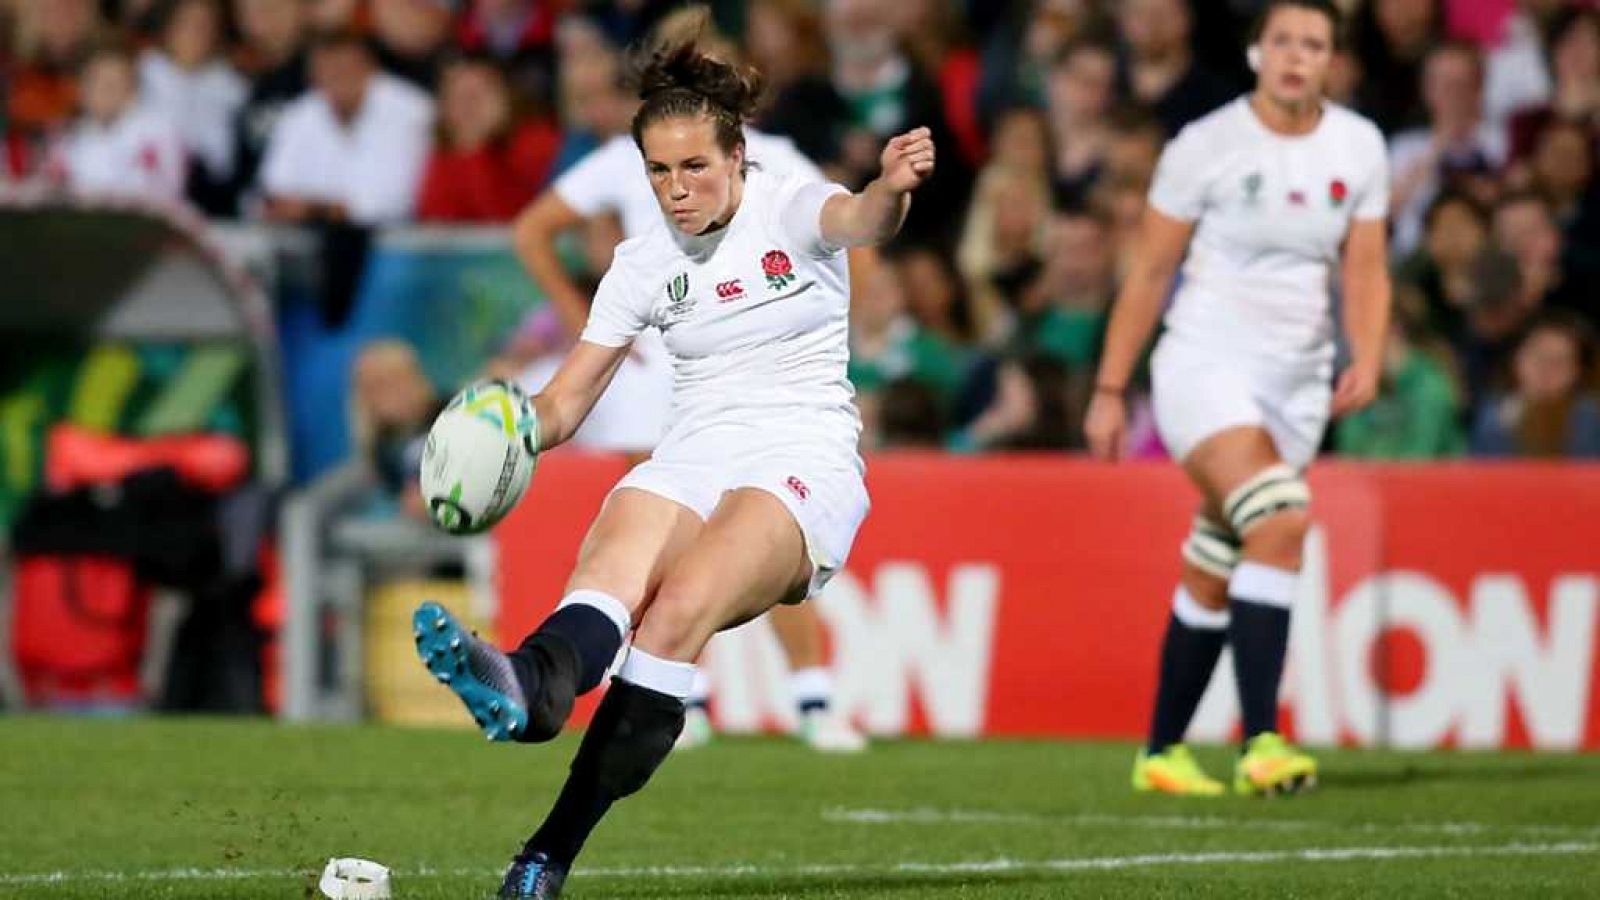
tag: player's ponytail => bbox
[629,5,763,160]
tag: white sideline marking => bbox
[825,807,1600,839]
[1,841,1594,887]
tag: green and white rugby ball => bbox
[419,380,539,535]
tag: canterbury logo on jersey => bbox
[715,279,745,301]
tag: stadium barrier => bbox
[497,454,1600,751]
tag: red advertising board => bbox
[496,454,1600,750]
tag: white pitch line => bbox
[1,841,1594,888]
[824,807,1600,839]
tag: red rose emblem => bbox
[1330,179,1348,205]
[762,250,793,277]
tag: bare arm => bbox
[512,191,590,337]
[818,127,935,249]
[531,340,630,450]
[1083,207,1195,460]
[1332,218,1393,416]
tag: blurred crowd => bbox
[2,0,1598,460]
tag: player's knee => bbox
[1181,514,1241,593]
[1241,509,1312,568]
[636,572,719,660]
[1180,564,1232,611]
[1223,463,1309,552]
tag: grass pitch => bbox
[1,718,1597,898]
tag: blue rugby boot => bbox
[413,601,529,741]
[498,852,568,899]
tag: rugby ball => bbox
[419,380,539,535]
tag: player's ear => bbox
[1247,44,1262,73]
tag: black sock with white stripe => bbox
[1147,586,1229,755]
[1227,562,1297,740]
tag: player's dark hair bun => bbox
[629,6,762,157]
[635,39,762,121]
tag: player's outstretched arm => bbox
[513,192,592,338]
[1333,218,1391,417]
[819,127,936,249]
[1084,207,1195,461]
[530,340,630,451]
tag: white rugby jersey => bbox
[555,128,824,239]
[1149,97,1389,364]
[580,169,860,464]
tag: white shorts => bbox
[519,330,673,453]
[1150,335,1332,468]
[612,444,869,599]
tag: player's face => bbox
[1255,7,1334,107]
[642,116,745,235]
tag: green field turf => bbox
[1,718,1597,898]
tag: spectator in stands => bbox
[746,0,851,172]
[1044,37,1117,208]
[371,0,454,90]
[1460,248,1542,412]
[878,377,949,448]
[1470,312,1600,457]
[1352,0,1443,135]
[139,0,247,214]
[825,0,970,244]
[52,43,186,202]
[1507,8,1599,166]
[1116,0,1236,137]
[415,54,559,223]
[1013,207,1115,371]
[350,339,441,520]
[233,0,309,197]
[891,243,984,408]
[258,30,433,224]
[1523,117,1598,245]
[848,257,913,449]
[1389,42,1508,258]
[1335,316,1465,459]
[548,27,630,174]
[1397,191,1491,347]
[957,109,1050,335]
[1483,0,1565,133]
[1494,191,1593,320]
[455,0,557,106]
[1327,44,1364,107]
[1090,113,1167,281]
[1101,109,1165,193]
[975,0,1094,122]
[894,0,985,168]
[7,0,104,137]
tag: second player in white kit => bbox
[1086,0,1391,797]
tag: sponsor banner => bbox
[496,455,1600,749]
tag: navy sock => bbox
[1229,599,1291,739]
[529,604,624,694]
[1147,612,1228,754]
[504,603,625,742]
[523,678,685,866]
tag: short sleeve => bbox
[553,139,626,218]
[1351,126,1390,222]
[1146,125,1207,222]
[776,176,849,258]
[579,254,652,347]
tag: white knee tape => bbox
[1180,515,1242,579]
[1223,464,1310,536]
